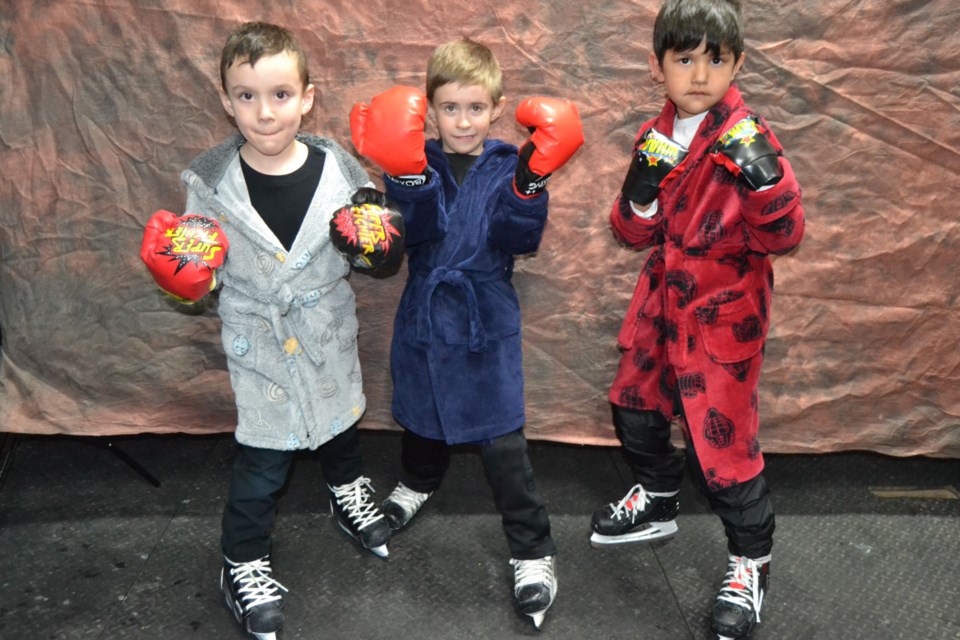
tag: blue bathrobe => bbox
[384,138,549,444]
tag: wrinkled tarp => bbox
[1,0,958,457]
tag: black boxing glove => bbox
[330,189,405,277]
[710,116,783,190]
[350,186,390,208]
[621,128,689,205]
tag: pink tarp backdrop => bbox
[1,1,958,457]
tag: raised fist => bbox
[329,190,405,278]
[710,116,783,190]
[514,97,584,198]
[141,210,228,303]
[621,128,689,205]
[351,86,428,181]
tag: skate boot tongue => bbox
[711,554,769,639]
[329,477,392,558]
[221,556,287,640]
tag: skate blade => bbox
[251,633,277,640]
[368,543,389,559]
[529,611,545,629]
[522,595,554,630]
[589,521,678,548]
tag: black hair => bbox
[653,0,744,64]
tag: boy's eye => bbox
[239,92,253,101]
[276,90,289,100]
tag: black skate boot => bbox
[711,554,770,639]
[221,555,287,640]
[590,483,679,547]
[510,555,557,629]
[329,476,391,558]
[381,482,433,531]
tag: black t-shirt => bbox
[240,147,326,251]
[445,152,479,187]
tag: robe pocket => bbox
[695,293,767,364]
[219,308,278,374]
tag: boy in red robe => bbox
[590,1,804,638]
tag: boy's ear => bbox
[648,51,665,83]
[491,96,507,122]
[301,83,316,115]
[219,89,236,118]
[731,52,746,80]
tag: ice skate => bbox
[711,554,770,639]
[381,482,433,531]
[590,483,679,547]
[510,555,557,629]
[329,476,391,558]
[221,555,287,640]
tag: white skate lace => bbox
[386,483,432,517]
[716,555,767,624]
[510,556,556,594]
[228,557,288,611]
[609,484,651,523]
[331,476,384,531]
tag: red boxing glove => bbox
[351,86,428,182]
[514,97,585,198]
[141,210,228,303]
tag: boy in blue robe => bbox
[350,37,583,628]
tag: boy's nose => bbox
[692,63,709,84]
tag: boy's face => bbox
[649,38,745,119]
[219,51,315,171]
[429,83,506,156]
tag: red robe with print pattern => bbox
[609,85,804,489]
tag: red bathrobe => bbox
[609,85,805,489]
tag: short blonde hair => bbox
[426,38,503,103]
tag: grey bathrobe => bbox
[181,133,373,451]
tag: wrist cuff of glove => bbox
[514,166,550,199]
[740,156,783,191]
[621,179,659,206]
[386,168,429,188]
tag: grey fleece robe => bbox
[181,133,373,450]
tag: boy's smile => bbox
[649,38,745,119]
[429,83,506,156]
[220,51,315,174]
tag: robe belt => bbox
[276,279,340,316]
[416,265,508,353]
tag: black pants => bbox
[221,426,364,562]
[612,403,775,558]
[399,428,556,560]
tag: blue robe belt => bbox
[416,266,504,353]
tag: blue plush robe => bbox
[384,138,549,444]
